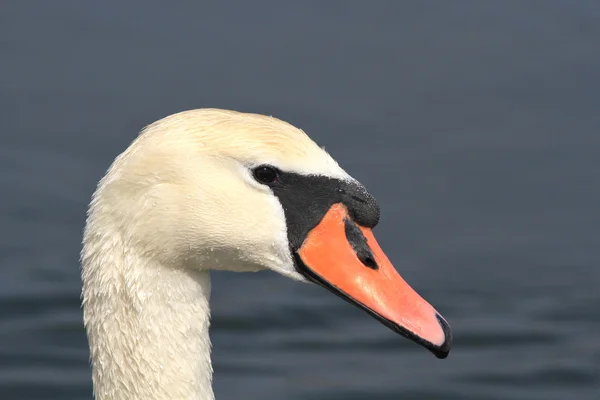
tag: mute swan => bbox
[81,109,452,400]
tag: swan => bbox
[81,109,452,400]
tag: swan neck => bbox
[82,239,214,400]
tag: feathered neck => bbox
[81,220,214,400]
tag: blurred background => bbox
[1,1,599,399]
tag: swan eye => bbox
[252,166,278,184]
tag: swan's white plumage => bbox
[81,109,351,400]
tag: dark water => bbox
[1,1,599,399]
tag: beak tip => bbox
[431,313,453,359]
[433,348,450,359]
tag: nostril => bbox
[361,254,378,269]
[344,218,378,270]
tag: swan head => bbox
[87,108,452,358]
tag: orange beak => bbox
[295,203,452,358]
